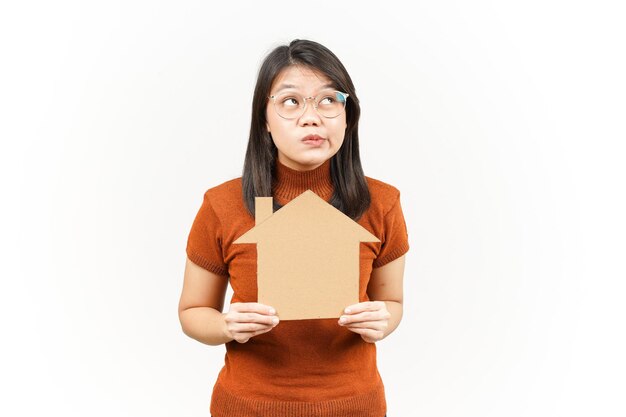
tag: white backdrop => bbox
[2,1,625,416]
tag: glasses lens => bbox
[273,90,348,119]
[316,90,348,118]
[274,93,303,119]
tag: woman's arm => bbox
[339,255,406,343]
[178,258,279,345]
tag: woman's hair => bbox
[242,39,371,220]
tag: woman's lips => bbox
[301,134,326,146]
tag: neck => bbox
[273,158,334,203]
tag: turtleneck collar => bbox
[273,158,334,203]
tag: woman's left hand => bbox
[338,301,391,343]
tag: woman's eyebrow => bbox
[274,83,334,93]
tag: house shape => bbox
[234,190,380,320]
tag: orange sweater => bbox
[186,158,409,417]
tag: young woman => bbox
[179,39,409,417]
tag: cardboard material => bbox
[234,190,380,320]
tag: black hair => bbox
[242,39,370,220]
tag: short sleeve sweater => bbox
[186,158,410,417]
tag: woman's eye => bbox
[282,97,299,106]
[319,96,335,105]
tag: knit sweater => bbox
[186,158,410,417]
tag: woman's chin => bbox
[279,151,332,171]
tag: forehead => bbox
[271,66,334,93]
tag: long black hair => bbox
[242,39,370,220]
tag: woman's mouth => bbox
[301,134,326,146]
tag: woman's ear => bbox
[266,123,271,133]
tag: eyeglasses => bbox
[268,89,349,120]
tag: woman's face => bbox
[266,65,347,171]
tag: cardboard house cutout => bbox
[234,190,380,320]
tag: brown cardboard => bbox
[234,190,380,320]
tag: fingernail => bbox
[345,308,351,314]
[269,308,276,315]
[272,317,279,325]
[339,316,347,324]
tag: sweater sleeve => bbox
[373,192,410,268]
[185,191,229,277]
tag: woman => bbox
[179,39,409,417]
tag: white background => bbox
[2,1,625,416]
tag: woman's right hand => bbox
[222,302,280,343]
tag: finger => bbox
[339,310,390,324]
[231,302,276,315]
[344,301,385,315]
[232,325,277,343]
[229,320,278,333]
[343,321,388,331]
[229,312,279,326]
[343,326,383,342]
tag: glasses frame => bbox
[268,90,350,120]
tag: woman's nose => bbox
[299,98,321,125]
